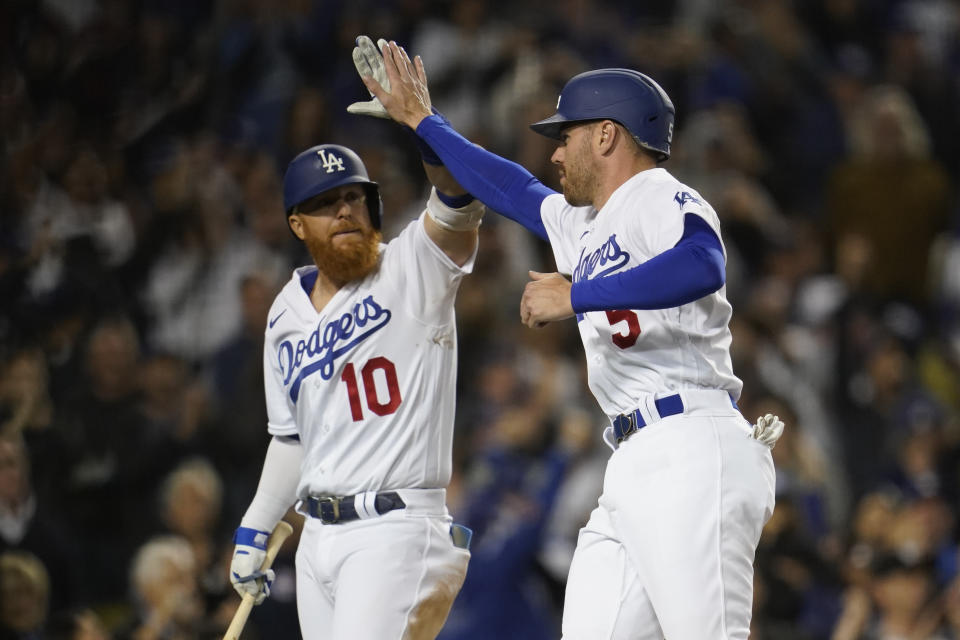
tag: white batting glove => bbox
[347,35,391,118]
[230,526,275,605]
[751,413,785,449]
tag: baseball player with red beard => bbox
[227,89,484,636]
[358,38,784,639]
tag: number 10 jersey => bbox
[263,213,474,498]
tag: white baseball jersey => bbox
[263,212,474,497]
[539,167,741,420]
[538,167,774,639]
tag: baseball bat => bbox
[222,520,295,640]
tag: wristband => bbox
[233,526,270,549]
[436,191,475,208]
[426,188,485,231]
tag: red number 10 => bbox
[340,357,402,421]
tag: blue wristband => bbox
[436,191,475,208]
[234,526,270,549]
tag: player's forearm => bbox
[416,114,553,241]
[412,112,468,197]
[422,161,468,197]
[240,435,303,531]
[571,214,726,312]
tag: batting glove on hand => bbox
[348,35,391,118]
[751,413,785,449]
[230,527,275,605]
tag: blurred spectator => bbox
[538,407,608,585]
[842,489,904,588]
[832,553,949,640]
[57,316,151,603]
[156,459,225,593]
[885,415,952,502]
[277,86,331,168]
[44,607,111,640]
[203,272,277,521]
[0,348,68,505]
[118,535,212,640]
[410,0,512,135]
[751,394,838,543]
[836,330,944,500]
[826,85,951,305]
[20,145,133,305]
[0,435,78,613]
[136,353,209,450]
[882,498,956,585]
[0,349,52,438]
[138,138,285,361]
[237,152,298,264]
[440,407,568,640]
[754,495,843,640]
[0,550,49,640]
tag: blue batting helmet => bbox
[530,68,675,161]
[282,144,382,229]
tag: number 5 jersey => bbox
[540,167,742,421]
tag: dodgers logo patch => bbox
[674,191,702,207]
[278,295,392,402]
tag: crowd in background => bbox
[1,0,959,638]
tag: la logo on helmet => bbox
[317,149,346,173]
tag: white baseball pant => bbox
[562,392,776,639]
[295,488,470,640]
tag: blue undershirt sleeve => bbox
[570,214,726,312]
[416,114,555,241]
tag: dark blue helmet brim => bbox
[529,113,571,140]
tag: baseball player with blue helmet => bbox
[227,58,485,637]
[357,38,784,639]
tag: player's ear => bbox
[288,212,306,240]
[597,121,616,151]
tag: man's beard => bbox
[305,224,382,285]
[562,139,599,207]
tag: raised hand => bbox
[358,39,433,130]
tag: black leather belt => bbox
[305,492,406,524]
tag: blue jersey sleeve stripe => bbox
[570,213,725,312]
[416,115,554,241]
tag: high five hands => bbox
[350,35,433,130]
[520,271,574,328]
[350,36,575,329]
